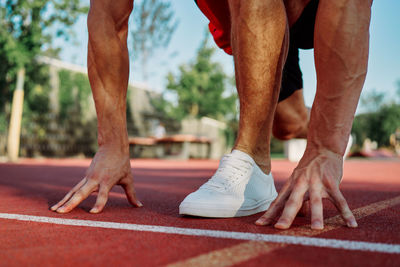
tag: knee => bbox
[273,121,307,140]
[273,109,308,140]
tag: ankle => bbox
[253,158,271,174]
[232,146,271,174]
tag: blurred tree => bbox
[0,0,89,158]
[160,35,237,122]
[0,0,88,116]
[352,83,400,148]
[131,0,178,81]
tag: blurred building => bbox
[2,57,228,159]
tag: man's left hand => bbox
[256,149,357,229]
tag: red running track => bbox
[0,158,399,266]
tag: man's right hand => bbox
[51,145,142,214]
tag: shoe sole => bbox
[179,194,277,218]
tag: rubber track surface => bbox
[0,158,399,266]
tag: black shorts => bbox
[279,0,318,102]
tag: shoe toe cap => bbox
[179,189,243,210]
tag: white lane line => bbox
[0,212,399,254]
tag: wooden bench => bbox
[128,137,157,158]
[157,134,212,159]
[128,135,212,159]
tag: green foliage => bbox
[0,113,7,133]
[58,70,92,120]
[352,103,400,147]
[162,36,237,122]
[131,0,178,80]
[378,103,400,146]
[0,0,88,112]
[24,64,51,113]
[0,1,91,156]
[18,69,97,157]
[352,83,400,147]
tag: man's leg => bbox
[197,0,310,142]
[229,0,289,174]
[51,0,142,213]
[272,0,318,141]
[272,36,309,141]
[273,89,308,140]
[179,0,288,218]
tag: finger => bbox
[56,180,97,213]
[121,178,143,207]
[51,178,87,211]
[330,189,358,228]
[275,182,308,229]
[90,186,110,214]
[255,182,292,226]
[310,191,324,230]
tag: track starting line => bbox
[1,213,399,254]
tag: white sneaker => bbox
[179,150,277,218]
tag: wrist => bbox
[306,133,347,156]
[98,132,129,150]
[298,145,343,174]
[97,121,129,151]
[98,141,130,155]
[304,142,343,159]
[307,107,352,156]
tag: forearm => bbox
[308,90,360,156]
[87,7,131,149]
[308,0,372,155]
[50,0,141,215]
[90,72,129,149]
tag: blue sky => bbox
[55,0,400,113]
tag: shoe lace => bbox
[201,154,253,192]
